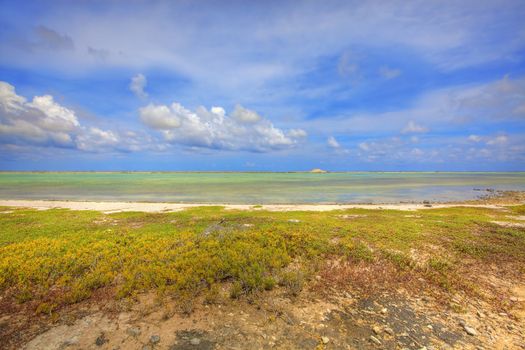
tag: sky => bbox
[0,0,524,171]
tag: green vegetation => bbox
[0,205,524,313]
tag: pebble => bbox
[126,327,141,337]
[150,335,161,344]
[510,296,518,302]
[370,335,382,345]
[384,327,394,335]
[95,334,107,346]
[380,308,387,314]
[463,325,477,336]
[190,338,201,345]
[372,326,382,335]
[288,219,300,223]
[321,336,330,344]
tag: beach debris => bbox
[321,336,330,344]
[288,219,300,223]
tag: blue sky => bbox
[0,0,524,171]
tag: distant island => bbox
[309,168,328,173]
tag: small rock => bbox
[427,324,433,330]
[370,335,381,345]
[384,327,394,335]
[373,326,382,335]
[510,296,518,302]
[95,333,108,346]
[126,327,141,337]
[190,338,201,345]
[463,325,477,336]
[150,335,160,344]
[288,219,300,223]
[321,336,330,344]
[380,308,387,314]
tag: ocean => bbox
[0,172,524,204]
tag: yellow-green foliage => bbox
[0,205,524,309]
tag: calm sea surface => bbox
[0,172,524,204]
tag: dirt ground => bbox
[2,271,524,350]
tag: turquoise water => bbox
[0,172,524,204]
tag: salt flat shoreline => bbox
[0,199,511,213]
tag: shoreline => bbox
[0,199,515,213]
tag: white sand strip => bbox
[0,199,510,213]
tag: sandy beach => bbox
[0,199,510,213]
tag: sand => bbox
[0,199,509,213]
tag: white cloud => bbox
[139,102,306,152]
[327,136,340,148]
[129,73,148,99]
[288,129,308,138]
[358,142,370,151]
[468,134,482,142]
[411,148,424,157]
[0,81,79,147]
[401,121,429,134]
[139,103,182,130]
[231,104,261,123]
[487,135,508,145]
[379,66,401,79]
[0,81,147,153]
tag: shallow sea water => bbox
[0,172,524,204]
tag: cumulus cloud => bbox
[130,73,148,99]
[139,103,181,129]
[402,121,428,134]
[327,136,340,148]
[0,81,78,147]
[0,81,144,152]
[231,104,262,123]
[139,102,306,152]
